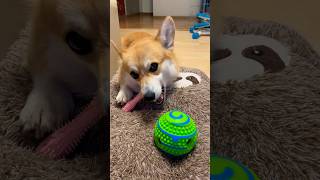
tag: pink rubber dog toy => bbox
[36,97,103,159]
[122,93,144,112]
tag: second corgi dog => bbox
[113,16,179,104]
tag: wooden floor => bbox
[119,13,197,30]
[119,14,210,77]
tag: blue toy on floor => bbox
[189,0,210,39]
[190,12,211,39]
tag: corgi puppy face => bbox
[114,17,179,104]
[19,0,108,139]
[28,0,107,96]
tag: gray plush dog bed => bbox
[0,28,105,179]
[212,17,320,179]
[110,68,210,179]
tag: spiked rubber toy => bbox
[36,97,104,159]
[122,93,144,112]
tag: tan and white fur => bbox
[20,0,107,139]
[113,16,179,104]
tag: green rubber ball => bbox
[154,110,197,156]
[210,155,260,180]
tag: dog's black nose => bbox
[144,92,155,101]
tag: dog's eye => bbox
[149,63,158,72]
[66,31,93,55]
[130,71,139,79]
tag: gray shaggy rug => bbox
[0,28,106,179]
[212,17,320,180]
[110,68,210,179]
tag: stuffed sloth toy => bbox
[212,17,320,180]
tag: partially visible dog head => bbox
[28,0,108,97]
[114,17,179,102]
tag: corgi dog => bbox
[19,0,107,139]
[113,16,179,105]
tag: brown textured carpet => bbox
[110,67,210,179]
[0,28,106,179]
[212,17,320,180]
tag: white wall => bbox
[153,0,200,16]
[140,0,153,13]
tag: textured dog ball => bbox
[154,110,197,156]
[210,155,259,180]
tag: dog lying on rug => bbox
[212,17,320,180]
[112,16,179,106]
[110,67,210,179]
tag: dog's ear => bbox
[156,16,175,49]
[111,40,123,59]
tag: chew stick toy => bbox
[122,93,144,112]
[36,97,103,159]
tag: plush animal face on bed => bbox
[213,35,290,82]
[174,72,202,88]
[19,0,107,139]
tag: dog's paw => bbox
[116,87,133,105]
[19,88,74,139]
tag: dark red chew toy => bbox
[36,97,103,159]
